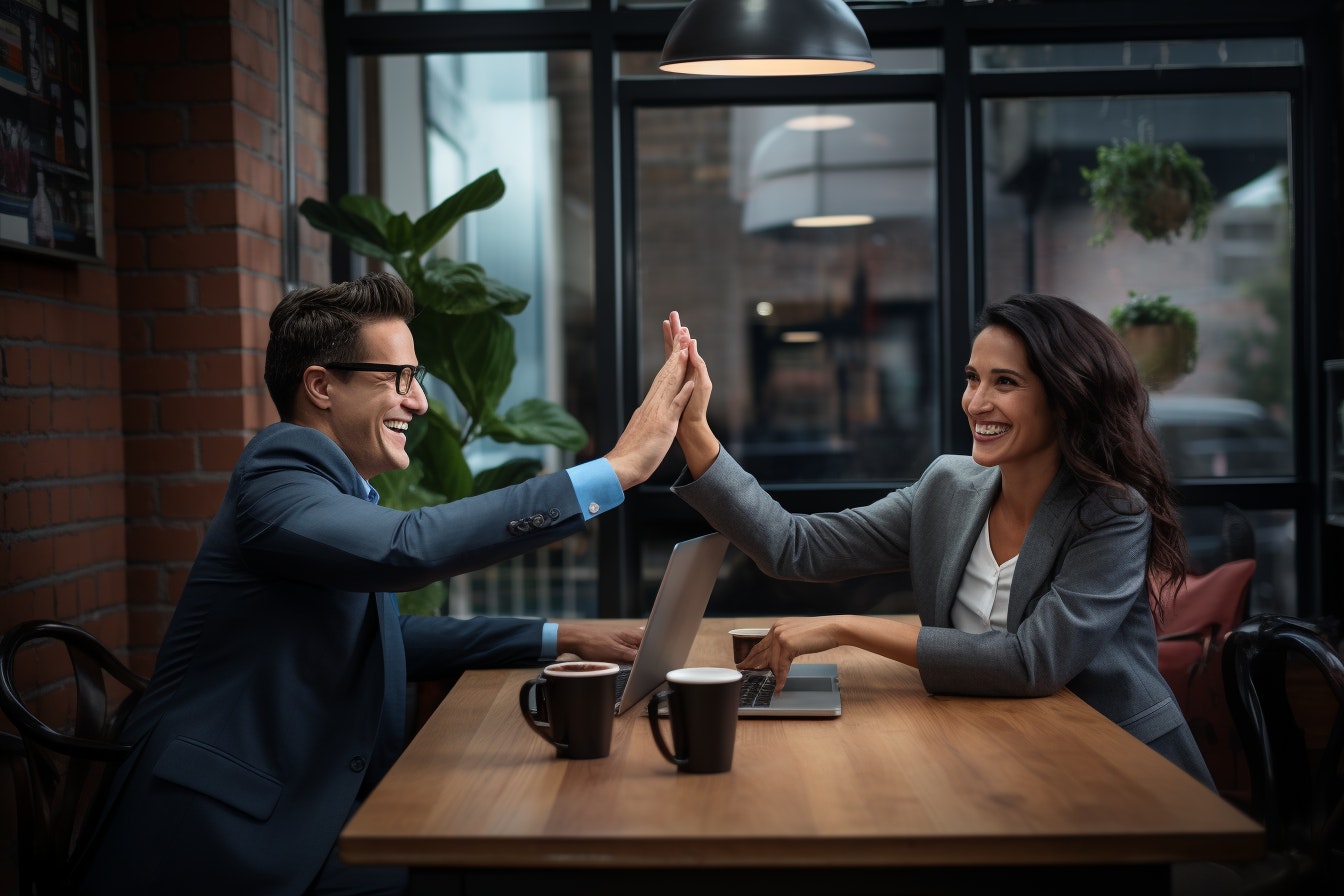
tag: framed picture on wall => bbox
[0,0,98,261]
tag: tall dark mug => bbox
[647,667,741,774]
[518,661,619,759]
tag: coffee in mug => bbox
[729,627,769,665]
[518,661,620,759]
[647,666,741,774]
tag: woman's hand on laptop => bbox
[556,623,644,665]
[737,617,849,690]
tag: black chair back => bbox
[1223,614,1344,893]
[0,620,149,896]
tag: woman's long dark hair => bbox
[977,294,1187,617]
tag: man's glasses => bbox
[323,363,427,396]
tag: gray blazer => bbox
[673,449,1213,786]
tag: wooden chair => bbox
[1221,614,1344,895]
[0,620,149,895]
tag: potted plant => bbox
[300,170,588,613]
[1081,140,1215,247]
[1110,291,1199,391]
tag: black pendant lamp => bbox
[659,0,875,76]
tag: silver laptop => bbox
[613,532,842,719]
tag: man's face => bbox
[324,319,428,481]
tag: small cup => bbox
[518,661,619,759]
[647,667,742,774]
[729,628,769,665]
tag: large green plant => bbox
[300,171,588,610]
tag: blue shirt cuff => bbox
[541,622,558,660]
[566,458,624,521]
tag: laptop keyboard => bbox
[738,670,775,708]
[613,664,632,702]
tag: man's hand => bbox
[604,326,694,490]
[555,623,644,665]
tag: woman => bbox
[667,294,1214,787]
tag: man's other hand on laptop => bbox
[556,623,644,665]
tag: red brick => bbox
[148,144,237,186]
[122,356,191,392]
[18,265,66,299]
[125,481,156,518]
[152,311,243,351]
[115,192,190,229]
[119,315,152,352]
[183,23,232,63]
[144,65,233,104]
[1,488,29,531]
[228,26,280,83]
[115,231,147,267]
[121,396,156,432]
[148,231,240,269]
[1,297,44,339]
[240,231,282,276]
[110,147,148,189]
[0,399,26,436]
[6,538,53,587]
[236,68,279,121]
[200,433,248,471]
[126,523,203,563]
[27,395,53,432]
[200,270,281,313]
[161,480,227,519]
[188,104,237,142]
[123,436,196,475]
[106,25,184,66]
[109,107,187,146]
[160,393,246,432]
[198,351,250,390]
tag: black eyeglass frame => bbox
[322,362,427,395]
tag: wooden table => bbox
[342,617,1263,895]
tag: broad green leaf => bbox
[338,194,395,231]
[298,197,395,263]
[411,310,514,421]
[411,170,506,256]
[383,212,415,254]
[480,398,589,450]
[472,458,543,495]
[413,405,473,503]
[421,260,532,316]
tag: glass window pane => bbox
[981,94,1294,479]
[638,103,941,487]
[973,39,1303,72]
[371,50,597,617]
[981,92,1298,616]
[1182,504,1297,617]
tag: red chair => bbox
[1152,557,1257,802]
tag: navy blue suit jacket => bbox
[83,423,588,894]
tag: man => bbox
[82,273,695,895]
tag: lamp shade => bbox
[659,0,875,76]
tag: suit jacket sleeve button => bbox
[530,513,546,527]
[550,508,560,519]
[350,756,366,773]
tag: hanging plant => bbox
[1081,140,1215,247]
[1110,292,1199,391]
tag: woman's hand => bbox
[737,615,920,689]
[736,617,847,691]
[662,311,719,477]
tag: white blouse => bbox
[951,518,1016,633]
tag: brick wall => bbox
[0,1,327,890]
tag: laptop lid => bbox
[614,531,728,715]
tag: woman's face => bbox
[961,325,1061,475]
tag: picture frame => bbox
[0,0,99,261]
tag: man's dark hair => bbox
[264,272,417,420]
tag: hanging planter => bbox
[1081,140,1215,247]
[1110,292,1199,391]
